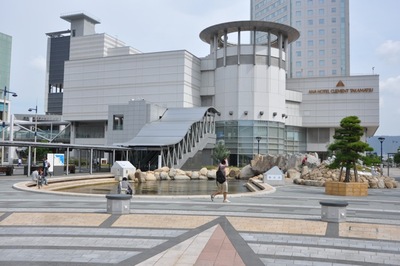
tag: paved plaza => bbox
[0,169,399,266]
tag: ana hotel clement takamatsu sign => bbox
[308,80,374,94]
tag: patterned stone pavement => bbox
[0,172,400,265]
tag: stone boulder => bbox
[190,171,200,180]
[240,165,256,179]
[286,168,301,179]
[159,171,170,180]
[145,172,157,181]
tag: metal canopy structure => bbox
[117,107,219,168]
[0,140,130,176]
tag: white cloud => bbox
[376,40,400,64]
[380,75,400,94]
[29,56,46,71]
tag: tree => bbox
[328,116,373,182]
[394,149,400,165]
[212,141,230,164]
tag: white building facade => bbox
[45,14,379,168]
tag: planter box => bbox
[325,181,368,196]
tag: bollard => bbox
[320,200,348,223]
[106,194,132,214]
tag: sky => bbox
[0,0,399,136]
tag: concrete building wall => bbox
[63,49,202,122]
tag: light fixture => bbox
[259,111,264,115]
[285,115,288,119]
[273,112,277,117]
[282,113,286,118]
[244,111,248,115]
[229,111,233,115]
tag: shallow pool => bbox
[59,180,249,196]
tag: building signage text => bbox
[308,88,373,94]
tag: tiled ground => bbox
[1,173,400,265]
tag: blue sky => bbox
[1,0,399,136]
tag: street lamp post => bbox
[256,136,262,154]
[28,105,38,165]
[378,137,385,163]
[1,86,17,165]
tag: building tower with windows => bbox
[0,32,12,121]
[251,0,350,78]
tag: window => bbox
[319,29,325,35]
[319,39,325,45]
[319,9,324,15]
[331,7,336,13]
[308,60,314,66]
[296,51,302,57]
[319,70,325,76]
[295,20,301,27]
[308,40,314,46]
[296,41,301,47]
[308,50,314,56]
[319,60,325,66]
[332,69,337,75]
[319,18,325,24]
[332,49,337,54]
[307,30,314,36]
[331,28,337,34]
[332,17,337,23]
[307,10,313,15]
[307,71,314,77]
[296,1,301,7]
[319,50,325,55]
[296,11,301,16]
[296,71,302,77]
[308,19,313,25]
[332,38,337,44]
[296,61,302,67]
[113,115,124,130]
[332,59,337,64]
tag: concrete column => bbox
[278,33,283,68]
[237,27,241,65]
[284,37,288,71]
[253,27,256,65]
[213,34,218,59]
[223,30,227,66]
[267,31,271,66]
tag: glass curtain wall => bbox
[217,121,305,167]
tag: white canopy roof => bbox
[116,107,217,147]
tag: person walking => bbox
[211,158,230,203]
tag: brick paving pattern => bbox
[0,170,400,265]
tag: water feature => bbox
[59,179,250,196]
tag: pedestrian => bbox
[31,168,45,188]
[118,177,133,195]
[18,158,22,166]
[211,158,230,203]
[43,157,51,177]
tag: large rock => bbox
[174,175,190,180]
[199,167,208,176]
[240,165,255,179]
[190,171,200,180]
[145,173,157,181]
[287,168,301,179]
[159,171,170,180]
